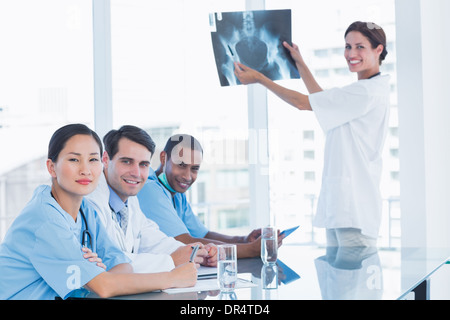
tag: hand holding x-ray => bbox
[210,9,300,86]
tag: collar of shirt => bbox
[107,184,128,214]
[149,168,178,209]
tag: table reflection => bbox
[315,246,382,300]
[64,244,450,300]
[238,257,301,286]
[261,263,278,289]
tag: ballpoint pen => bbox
[189,244,200,263]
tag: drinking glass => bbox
[217,244,237,292]
[261,226,278,264]
[261,263,278,290]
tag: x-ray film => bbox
[210,9,300,87]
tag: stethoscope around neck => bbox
[79,207,92,249]
[51,192,92,249]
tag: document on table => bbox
[163,278,256,294]
[197,266,217,279]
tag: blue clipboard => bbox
[280,225,300,238]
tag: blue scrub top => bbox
[137,168,208,238]
[0,185,130,300]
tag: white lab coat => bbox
[309,75,391,239]
[86,174,184,273]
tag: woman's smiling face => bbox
[344,31,383,79]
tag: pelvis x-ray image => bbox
[210,9,300,87]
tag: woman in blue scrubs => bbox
[0,124,197,300]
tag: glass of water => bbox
[261,263,278,290]
[217,244,237,292]
[261,226,278,264]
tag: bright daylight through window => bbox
[0,0,398,249]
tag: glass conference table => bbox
[69,244,450,301]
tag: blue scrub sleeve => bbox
[138,182,191,238]
[30,222,105,300]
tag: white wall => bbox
[396,0,450,248]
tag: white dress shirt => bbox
[86,174,184,273]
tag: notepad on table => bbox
[197,266,217,279]
[163,277,256,294]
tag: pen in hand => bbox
[189,244,200,263]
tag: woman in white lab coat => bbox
[234,21,390,247]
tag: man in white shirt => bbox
[86,125,217,273]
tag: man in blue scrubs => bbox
[138,134,270,258]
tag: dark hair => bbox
[103,125,156,159]
[48,123,103,162]
[345,21,388,65]
[163,134,203,161]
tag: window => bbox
[331,47,343,56]
[315,69,330,78]
[0,0,94,241]
[217,208,250,231]
[391,171,400,181]
[266,0,398,247]
[303,130,315,141]
[390,148,399,158]
[389,127,399,137]
[0,0,400,247]
[334,67,350,76]
[314,49,329,58]
[217,170,249,189]
[110,0,250,234]
[304,171,316,182]
[304,150,315,160]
